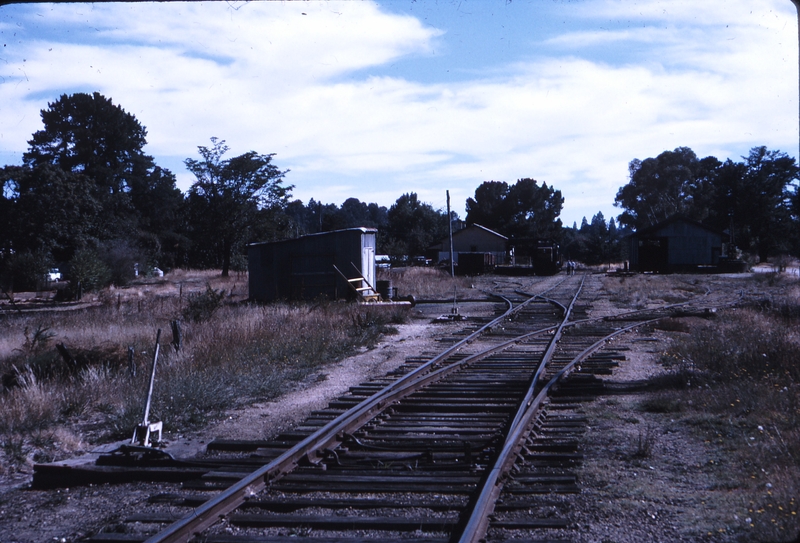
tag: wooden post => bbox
[128,346,136,377]
[171,320,182,352]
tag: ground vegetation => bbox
[591,272,800,542]
[0,270,407,476]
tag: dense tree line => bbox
[5,92,796,293]
[0,92,460,292]
[614,146,800,261]
[0,93,188,291]
[561,212,626,266]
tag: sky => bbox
[0,0,798,227]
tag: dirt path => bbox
[1,274,798,543]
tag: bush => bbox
[99,239,142,287]
[3,250,52,292]
[182,285,226,322]
[667,308,800,383]
[68,249,111,292]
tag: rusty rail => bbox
[144,277,573,542]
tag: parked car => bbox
[376,255,391,269]
[47,268,62,281]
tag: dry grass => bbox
[379,267,474,300]
[652,296,800,540]
[601,274,707,309]
[0,269,409,475]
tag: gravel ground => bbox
[1,273,798,543]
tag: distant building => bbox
[627,215,727,273]
[428,224,508,266]
[248,227,377,301]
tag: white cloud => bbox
[0,0,797,225]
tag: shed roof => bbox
[249,227,378,248]
[631,215,727,239]
[458,224,508,240]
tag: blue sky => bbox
[0,0,797,226]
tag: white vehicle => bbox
[376,255,391,269]
[47,268,62,281]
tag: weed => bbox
[638,395,684,414]
[631,425,657,459]
[1,434,28,466]
[182,284,226,322]
[667,308,800,383]
[380,267,472,300]
[22,324,56,354]
[0,267,479,471]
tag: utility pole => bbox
[793,1,800,159]
[446,190,455,278]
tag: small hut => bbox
[428,224,508,266]
[248,228,377,301]
[627,215,727,273]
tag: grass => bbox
[379,266,474,300]
[0,269,419,475]
[601,274,707,309]
[649,291,800,541]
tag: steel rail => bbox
[450,274,584,543]
[456,314,664,543]
[145,277,571,542]
[507,274,585,438]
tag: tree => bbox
[710,147,798,261]
[505,178,564,240]
[385,193,449,257]
[7,164,101,263]
[465,181,512,233]
[23,92,147,241]
[17,92,185,268]
[185,138,292,276]
[614,147,720,229]
[466,178,563,240]
[127,165,189,269]
[561,212,622,266]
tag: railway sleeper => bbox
[236,496,468,512]
[203,536,449,543]
[226,513,459,531]
[267,481,475,494]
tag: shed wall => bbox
[431,225,507,265]
[629,220,723,272]
[248,229,376,301]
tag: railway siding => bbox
[26,273,748,543]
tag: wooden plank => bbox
[228,514,458,531]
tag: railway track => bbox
[43,273,731,543]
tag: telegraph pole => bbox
[793,1,800,158]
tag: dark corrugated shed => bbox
[628,216,727,273]
[248,228,377,301]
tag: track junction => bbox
[34,273,737,543]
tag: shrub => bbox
[68,248,111,292]
[182,285,226,322]
[99,239,142,287]
[667,308,800,383]
[4,250,52,292]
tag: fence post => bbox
[171,320,182,352]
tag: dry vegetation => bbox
[596,273,800,542]
[379,266,473,300]
[0,270,409,476]
[2,268,798,542]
